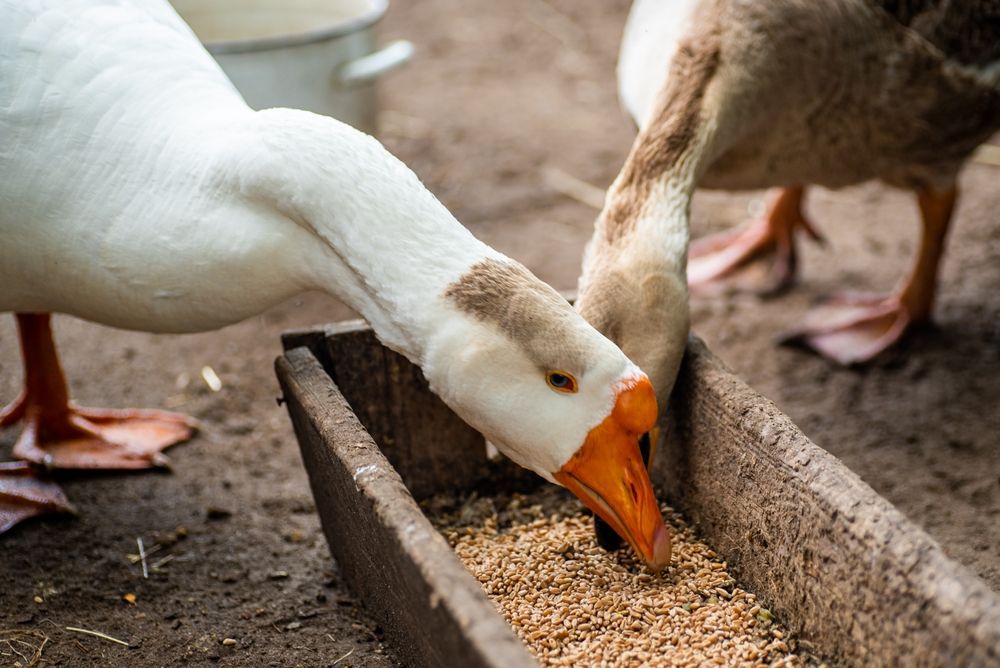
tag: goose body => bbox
[1,1,485,341]
[619,0,998,192]
[577,0,1000,398]
[0,0,672,569]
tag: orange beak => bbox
[554,376,671,572]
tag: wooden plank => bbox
[276,346,536,668]
[279,325,330,357]
[284,320,536,501]
[323,324,482,500]
[661,336,1000,667]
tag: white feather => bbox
[0,0,645,479]
[617,0,701,130]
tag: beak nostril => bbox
[613,376,658,434]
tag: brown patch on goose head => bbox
[602,24,723,245]
[445,258,593,372]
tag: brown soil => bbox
[1,0,997,665]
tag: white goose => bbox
[0,0,671,569]
[576,0,1000,403]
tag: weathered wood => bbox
[275,346,536,668]
[283,320,537,500]
[661,336,1000,667]
[279,325,329,357]
[279,324,1000,668]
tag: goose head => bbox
[575,210,691,407]
[424,258,671,571]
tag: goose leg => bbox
[780,187,955,364]
[687,186,822,294]
[0,461,75,534]
[2,314,195,469]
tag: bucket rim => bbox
[197,0,388,54]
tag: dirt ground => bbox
[1,0,997,666]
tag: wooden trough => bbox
[275,321,1000,667]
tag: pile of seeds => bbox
[428,488,823,668]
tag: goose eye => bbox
[546,370,578,394]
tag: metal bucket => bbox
[171,0,412,134]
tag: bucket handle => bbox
[338,40,414,86]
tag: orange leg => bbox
[687,186,823,295]
[1,314,195,469]
[0,461,75,534]
[780,188,956,364]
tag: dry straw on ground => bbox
[0,629,49,666]
[429,489,824,668]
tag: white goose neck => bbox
[235,109,499,363]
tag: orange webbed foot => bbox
[687,186,822,295]
[0,461,75,534]
[4,313,196,471]
[8,404,195,470]
[778,292,914,365]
